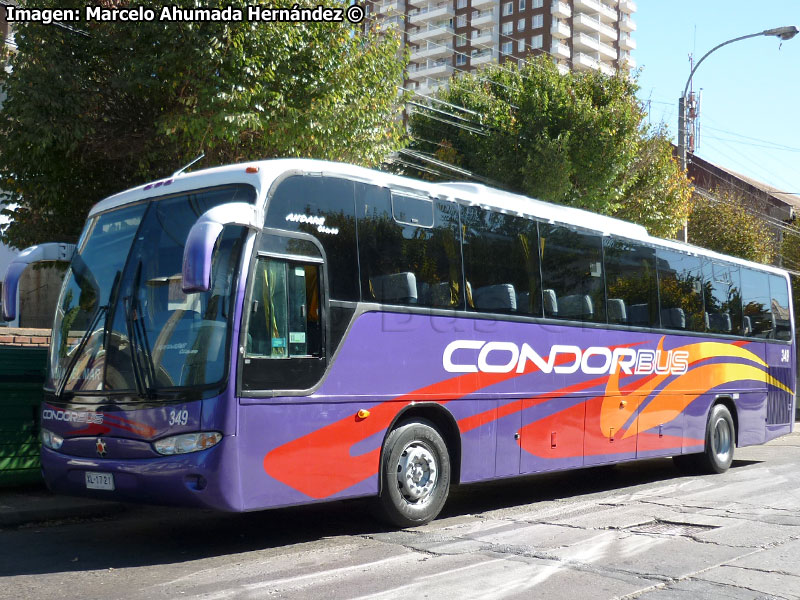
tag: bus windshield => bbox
[47,184,255,397]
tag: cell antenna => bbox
[172,153,206,177]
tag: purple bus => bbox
[3,159,795,526]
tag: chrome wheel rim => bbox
[397,442,438,505]
[713,417,732,462]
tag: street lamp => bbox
[677,25,799,242]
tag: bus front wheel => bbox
[378,419,451,528]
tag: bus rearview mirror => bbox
[182,202,263,293]
[2,243,76,322]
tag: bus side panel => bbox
[237,400,386,510]
[239,312,793,511]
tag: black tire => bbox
[673,404,735,475]
[377,419,451,528]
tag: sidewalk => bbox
[0,483,125,527]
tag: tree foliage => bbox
[407,57,692,238]
[0,0,407,249]
[688,187,775,264]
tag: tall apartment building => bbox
[366,0,636,97]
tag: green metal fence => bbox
[0,346,47,487]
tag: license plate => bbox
[85,471,115,491]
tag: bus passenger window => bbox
[769,274,792,341]
[461,206,542,316]
[741,268,773,338]
[539,224,605,323]
[656,249,705,332]
[703,261,742,335]
[357,184,463,309]
[604,239,658,328]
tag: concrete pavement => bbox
[0,483,125,528]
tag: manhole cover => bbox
[627,520,719,536]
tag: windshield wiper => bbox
[124,261,157,399]
[55,304,107,398]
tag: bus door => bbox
[240,231,327,393]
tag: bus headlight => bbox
[153,432,222,455]
[41,428,64,450]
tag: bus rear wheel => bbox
[673,404,735,474]
[378,419,451,528]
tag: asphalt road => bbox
[3,432,800,600]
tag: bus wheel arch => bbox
[384,403,462,486]
[713,396,739,448]
[674,397,737,474]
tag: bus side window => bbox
[356,184,464,309]
[768,274,792,342]
[741,268,773,338]
[245,258,321,359]
[656,249,705,332]
[539,224,605,323]
[461,206,542,316]
[703,261,742,335]
[604,239,658,328]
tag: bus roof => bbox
[88,158,790,279]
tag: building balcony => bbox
[376,0,404,14]
[470,0,496,9]
[409,61,455,79]
[573,32,617,59]
[598,61,616,76]
[573,51,599,71]
[409,3,455,24]
[471,9,495,27]
[574,0,617,22]
[411,41,454,60]
[551,0,571,18]
[619,33,636,50]
[470,30,496,47]
[471,49,495,65]
[551,19,571,39]
[619,51,636,69]
[408,59,454,81]
[551,41,571,59]
[573,12,617,40]
[409,23,455,42]
[618,0,636,14]
[620,15,636,31]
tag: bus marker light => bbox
[619,400,627,409]
[357,409,370,420]
[246,166,259,173]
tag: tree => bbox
[0,0,407,249]
[407,57,692,238]
[688,187,775,264]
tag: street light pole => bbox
[677,25,799,243]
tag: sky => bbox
[632,1,800,196]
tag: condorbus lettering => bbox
[442,340,690,376]
[442,340,483,373]
[552,345,581,374]
[580,346,612,375]
[477,342,519,373]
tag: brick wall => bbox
[0,328,52,348]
